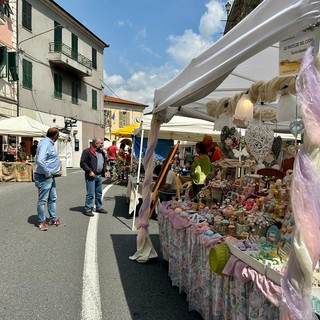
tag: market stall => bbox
[156,164,320,319]
[130,0,320,319]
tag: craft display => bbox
[168,166,298,285]
[245,122,274,168]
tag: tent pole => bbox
[132,125,144,231]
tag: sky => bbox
[54,0,232,107]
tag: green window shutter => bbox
[54,73,62,98]
[22,0,32,31]
[54,21,62,52]
[92,89,97,110]
[22,59,32,89]
[71,34,78,61]
[7,52,18,81]
[119,112,123,127]
[71,81,78,104]
[0,46,7,78]
[92,48,97,69]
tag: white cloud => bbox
[199,0,226,40]
[104,65,179,107]
[167,0,226,66]
[105,0,227,108]
[116,19,132,27]
[167,29,212,66]
[135,27,147,39]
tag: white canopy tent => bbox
[134,114,221,142]
[132,1,320,304]
[153,0,320,123]
[130,0,320,316]
[0,115,51,137]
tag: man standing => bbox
[107,140,118,162]
[80,137,108,216]
[34,127,63,231]
[203,135,223,163]
[31,140,39,159]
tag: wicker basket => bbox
[211,187,223,203]
[208,243,230,275]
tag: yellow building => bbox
[103,96,148,142]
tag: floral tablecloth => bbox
[158,202,280,320]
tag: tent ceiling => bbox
[135,115,221,142]
[152,0,320,124]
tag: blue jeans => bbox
[35,173,57,223]
[84,174,102,211]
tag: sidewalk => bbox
[103,181,203,320]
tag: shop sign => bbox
[279,25,320,77]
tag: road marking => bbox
[81,184,112,320]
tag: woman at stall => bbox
[190,141,211,198]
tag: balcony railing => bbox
[49,42,92,69]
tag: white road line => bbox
[81,184,113,320]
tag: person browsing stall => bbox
[203,135,222,162]
[190,141,211,198]
[80,137,108,216]
[107,140,118,161]
[34,127,64,231]
[154,162,182,202]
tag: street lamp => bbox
[225,1,232,16]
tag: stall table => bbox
[0,161,34,182]
[158,202,280,320]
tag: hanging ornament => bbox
[214,112,233,131]
[276,93,297,122]
[245,123,274,166]
[233,94,254,127]
[289,119,305,137]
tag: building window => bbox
[22,58,32,89]
[22,0,32,31]
[54,73,62,98]
[7,52,18,81]
[0,1,13,19]
[92,89,97,110]
[54,21,62,52]
[92,48,97,69]
[0,46,7,78]
[71,81,78,104]
[71,33,78,61]
[119,111,128,127]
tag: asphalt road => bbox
[0,169,202,320]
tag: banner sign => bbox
[279,25,320,77]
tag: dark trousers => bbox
[192,183,204,198]
[159,189,177,202]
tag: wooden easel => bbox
[148,142,180,219]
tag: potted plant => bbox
[18,151,27,162]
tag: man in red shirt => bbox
[203,135,223,162]
[107,141,118,161]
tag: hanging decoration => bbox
[233,94,254,127]
[289,119,305,137]
[245,123,274,167]
[214,112,233,131]
[276,92,298,122]
[219,126,238,159]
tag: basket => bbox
[208,243,230,275]
[211,188,223,203]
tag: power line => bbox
[102,81,120,99]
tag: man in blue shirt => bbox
[34,127,64,231]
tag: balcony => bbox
[48,42,92,77]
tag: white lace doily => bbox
[245,123,274,164]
